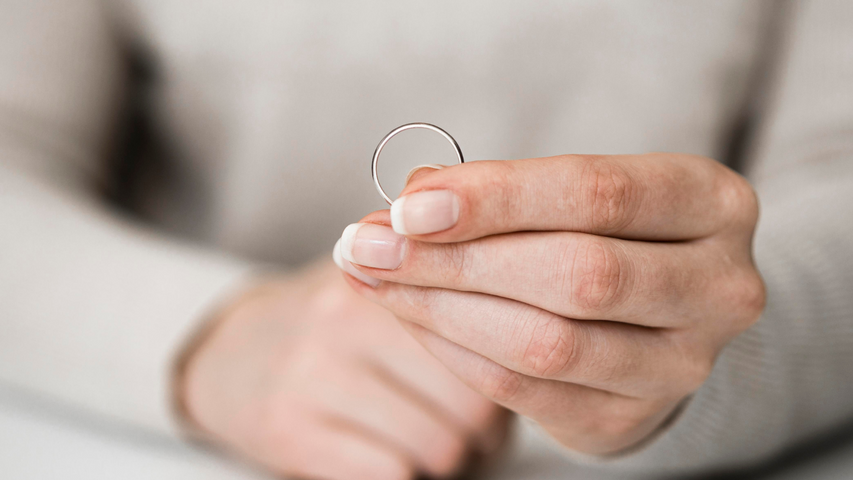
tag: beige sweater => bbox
[1,0,852,474]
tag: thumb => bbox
[404,164,448,186]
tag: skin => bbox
[181,262,509,480]
[342,153,766,455]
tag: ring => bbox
[371,123,464,205]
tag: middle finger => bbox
[340,222,735,328]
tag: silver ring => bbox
[372,123,464,205]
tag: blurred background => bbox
[2,0,853,478]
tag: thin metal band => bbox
[371,123,464,205]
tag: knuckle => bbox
[716,169,760,229]
[350,453,415,480]
[490,161,525,228]
[380,461,416,480]
[588,400,655,439]
[438,242,470,286]
[567,239,629,316]
[424,435,468,477]
[517,314,579,379]
[478,362,525,403]
[685,356,715,392]
[667,332,716,394]
[597,414,644,439]
[733,270,766,328]
[464,397,507,438]
[469,160,523,229]
[675,346,716,393]
[256,399,300,455]
[281,340,335,379]
[396,284,441,320]
[580,158,638,234]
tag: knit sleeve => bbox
[0,0,253,437]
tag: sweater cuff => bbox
[0,165,258,438]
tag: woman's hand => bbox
[181,262,508,479]
[337,154,765,455]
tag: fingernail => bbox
[333,238,381,287]
[405,164,446,185]
[390,190,459,235]
[340,223,406,270]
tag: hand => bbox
[180,262,508,479]
[337,154,765,455]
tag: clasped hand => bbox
[337,153,765,455]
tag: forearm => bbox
[0,164,253,435]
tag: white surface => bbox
[2,387,853,480]
[0,388,265,480]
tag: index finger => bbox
[389,153,755,242]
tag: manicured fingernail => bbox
[390,190,459,235]
[333,239,381,287]
[405,164,446,185]
[340,223,406,270]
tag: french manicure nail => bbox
[340,223,406,270]
[333,238,381,287]
[390,190,459,235]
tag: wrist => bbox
[171,274,284,439]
